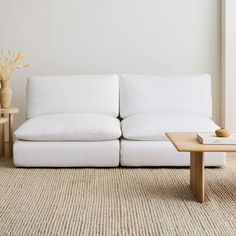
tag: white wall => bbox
[0,0,221,129]
[221,0,236,132]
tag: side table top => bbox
[0,117,8,124]
[0,107,19,114]
[166,132,236,152]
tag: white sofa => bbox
[14,74,226,167]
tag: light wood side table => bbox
[0,117,8,158]
[1,107,19,158]
[166,132,236,203]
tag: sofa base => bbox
[14,140,226,167]
[121,140,226,167]
[14,140,120,167]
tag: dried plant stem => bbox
[0,50,29,81]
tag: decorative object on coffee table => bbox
[0,117,8,158]
[197,132,236,144]
[1,107,19,158]
[0,50,28,108]
[166,132,236,203]
[215,128,231,137]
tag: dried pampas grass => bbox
[0,50,29,81]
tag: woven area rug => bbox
[1,157,236,236]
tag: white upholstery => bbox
[120,74,212,118]
[14,140,120,167]
[14,73,226,167]
[27,74,119,118]
[15,113,121,141]
[121,140,226,167]
[122,113,219,141]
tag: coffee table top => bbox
[166,133,236,152]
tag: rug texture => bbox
[1,157,236,236]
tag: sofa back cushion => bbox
[26,74,119,118]
[120,74,212,118]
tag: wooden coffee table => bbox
[166,132,236,203]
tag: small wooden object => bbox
[215,128,231,138]
[1,107,19,158]
[166,132,236,203]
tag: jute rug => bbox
[1,157,236,236]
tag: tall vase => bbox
[0,80,12,108]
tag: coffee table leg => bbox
[190,152,205,203]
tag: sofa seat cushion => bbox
[121,113,219,141]
[15,113,121,141]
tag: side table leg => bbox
[0,124,2,158]
[9,114,13,158]
[1,114,5,157]
[190,152,205,203]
